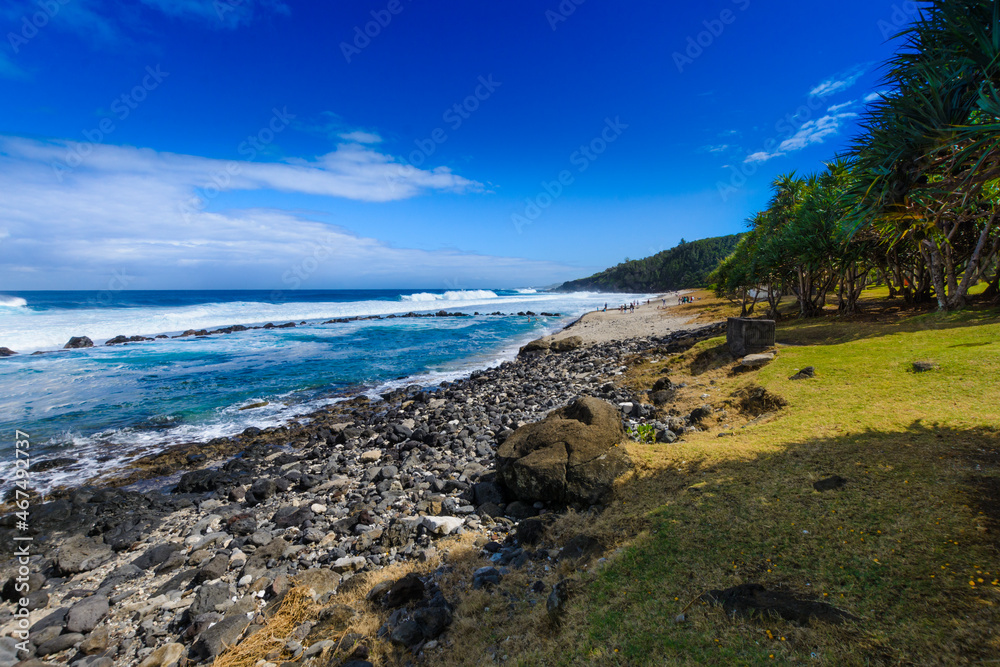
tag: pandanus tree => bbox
[847,0,1000,310]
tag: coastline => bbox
[0,296,718,666]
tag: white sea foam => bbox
[401,290,499,302]
[514,288,537,294]
[0,290,613,353]
[15,392,346,496]
[0,295,27,308]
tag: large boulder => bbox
[64,336,94,349]
[496,396,631,505]
[517,338,550,356]
[550,335,583,353]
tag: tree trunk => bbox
[947,214,995,310]
[920,241,949,311]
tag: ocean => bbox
[0,288,654,495]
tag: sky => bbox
[0,0,915,290]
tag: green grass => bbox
[568,312,1000,665]
[427,300,1000,666]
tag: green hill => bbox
[556,234,742,292]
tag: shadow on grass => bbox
[774,303,1000,347]
[566,422,1000,666]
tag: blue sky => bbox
[0,0,913,290]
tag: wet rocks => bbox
[26,457,76,473]
[0,347,16,357]
[64,336,94,349]
[496,396,632,505]
[105,335,153,345]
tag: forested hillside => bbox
[556,234,742,292]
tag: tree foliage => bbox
[556,234,743,293]
[711,0,1000,314]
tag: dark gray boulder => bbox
[64,336,94,349]
[65,595,109,633]
[132,542,183,570]
[496,396,632,505]
[58,536,112,575]
[190,615,249,661]
[36,633,83,656]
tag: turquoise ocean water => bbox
[0,288,654,494]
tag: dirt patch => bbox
[689,343,734,376]
[732,384,788,417]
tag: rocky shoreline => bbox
[0,319,724,667]
[1,310,565,356]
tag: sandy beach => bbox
[543,291,700,345]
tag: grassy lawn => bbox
[430,292,1000,666]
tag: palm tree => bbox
[846,0,1000,310]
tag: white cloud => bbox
[339,131,383,144]
[809,65,866,98]
[777,113,857,152]
[4,135,481,203]
[741,112,857,164]
[701,144,730,154]
[827,100,855,112]
[0,136,572,289]
[864,91,887,103]
[744,151,784,164]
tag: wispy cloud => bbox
[0,135,571,289]
[778,113,857,152]
[700,144,730,154]
[827,100,855,113]
[4,136,481,202]
[10,0,290,47]
[138,0,290,28]
[744,150,784,164]
[743,112,857,164]
[339,131,383,144]
[864,91,887,103]
[809,65,867,98]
